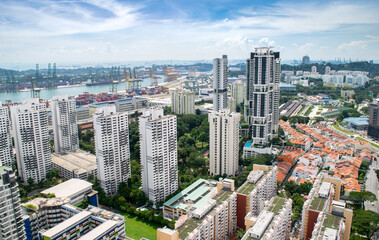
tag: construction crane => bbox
[149,68,159,87]
[123,68,130,92]
[109,70,117,93]
[30,74,40,99]
[132,69,142,90]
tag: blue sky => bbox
[0,0,379,66]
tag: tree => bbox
[349,191,377,209]
[47,168,59,179]
[351,210,379,238]
[236,229,246,239]
[195,109,201,115]
[27,178,34,186]
[199,132,208,148]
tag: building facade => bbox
[11,98,51,183]
[51,95,79,153]
[245,47,280,145]
[368,101,379,140]
[171,89,195,114]
[209,109,240,176]
[94,105,131,195]
[213,55,228,111]
[231,80,245,106]
[0,166,26,240]
[139,108,178,204]
[0,102,13,167]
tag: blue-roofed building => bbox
[280,83,296,91]
[343,117,369,131]
[88,97,147,115]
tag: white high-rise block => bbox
[11,98,51,183]
[0,167,26,240]
[209,109,240,176]
[94,105,131,195]
[231,80,245,105]
[245,47,280,145]
[51,95,79,153]
[0,101,13,167]
[171,89,195,115]
[139,108,178,204]
[213,55,228,111]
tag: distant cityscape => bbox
[0,47,378,240]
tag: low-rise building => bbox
[242,197,292,240]
[51,150,97,180]
[157,179,237,240]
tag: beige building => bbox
[209,109,240,176]
[171,89,195,114]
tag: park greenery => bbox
[350,210,379,239]
[348,191,377,210]
[284,181,313,222]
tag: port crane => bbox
[149,68,159,87]
[123,68,130,92]
[30,74,41,98]
[109,70,117,93]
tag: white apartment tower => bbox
[245,47,280,145]
[11,99,51,183]
[0,166,26,240]
[0,102,13,167]
[231,80,245,105]
[94,105,131,195]
[213,55,228,111]
[139,108,178,204]
[51,95,79,153]
[209,109,240,176]
[171,89,195,114]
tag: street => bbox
[364,160,379,213]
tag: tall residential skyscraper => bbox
[51,95,79,153]
[209,109,240,176]
[0,166,26,240]
[213,55,228,111]
[0,101,13,167]
[245,47,280,145]
[139,108,178,204]
[368,100,379,140]
[94,105,131,195]
[231,80,245,106]
[11,99,51,183]
[171,89,195,114]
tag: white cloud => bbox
[338,36,379,50]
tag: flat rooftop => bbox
[77,220,119,240]
[42,211,92,237]
[164,179,217,210]
[41,178,93,199]
[177,190,233,239]
[237,167,272,195]
[310,197,327,212]
[51,150,96,174]
[267,197,286,214]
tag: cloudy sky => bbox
[0,0,378,66]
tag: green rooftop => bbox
[267,197,286,214]
[310,197,327,211]
[237,182,257,195]
[322,214,342,230]
[176,190,233,239]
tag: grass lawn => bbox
[356,137,379,149]
[121,213,159,240]
[332,124,355,136]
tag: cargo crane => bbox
[149,68,159,87]
[53,63,57,87]
[109,70,117,92]
[132,69,142,90]
[123,68,130,92]
[30,74,40,99]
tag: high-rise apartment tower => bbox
[213,55,228,111]
[139,108,178,204]
[94,105,131,195]
[245,47,280,145]
[0,101,13,167]
[11,99,51,183]
[51,95,79,153]
[209,109,240,176]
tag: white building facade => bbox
[231,80,245,106]
[94,105,131,195]
[171,89,195,114]
[213,55,228,111]
[139,108,178,204]
[0,166,26,240]
[209,109,240,176]
[0,102,13,167]
[11,99,51,183]
[51,95,79,153]
[245,47,280,145]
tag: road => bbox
[364,160,379,213]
